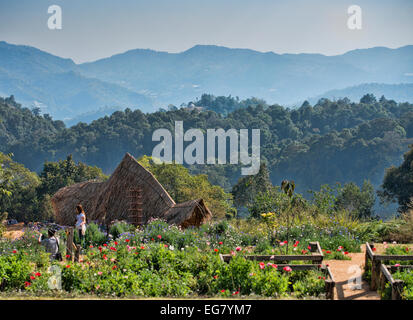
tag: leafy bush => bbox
[109,221,136,240]
[85,223,107,246]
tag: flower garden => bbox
[0,218,412,299]
[0,218,357,299]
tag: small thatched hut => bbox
[51,153,212,227]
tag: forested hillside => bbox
[1,94,412,196]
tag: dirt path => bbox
[325,245,380,300]
[3,222,25,240]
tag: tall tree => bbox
[379,145,413,212]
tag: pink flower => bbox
[283,266,292,272]
[219,241,223,245]
[271,264,278,269]
[98,271,103,275]
[267,262,273,267]
[236,247,241,252]
[259,262,265,269]
[279,242,285,246]
[394,264,401,267]
[157,235,162,239]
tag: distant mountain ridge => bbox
[0,41,412,121]
[306,83,413,106]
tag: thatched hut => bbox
[51,153,212,227]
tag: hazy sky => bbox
[0,0,412,63]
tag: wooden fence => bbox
[219,241,335,300]
[365,242,413,300]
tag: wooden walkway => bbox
[326,245,380,300]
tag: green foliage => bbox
[379,145,413,212]
[0,253,32,290]
[109,221,136,240]
[2,95,411,206]
[335,181,376,219]
[84,223,107,246]
[232,163,272,210]
[0,152,41,222]
[139,155,233,219]
[381,270,413,300]
[37,154,108,198]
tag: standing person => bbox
[38,228,62,261]
[75,204,87,247]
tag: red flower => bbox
[112,265,117,270]
[114,241,118,246]
[35,272,41,277]
[140,246,145,250]
[301,249,308,254]
[214,248,219,252]
[284,240,288,244]
[66,265,71,268]
[326,250,331,254]
[259,262,265,269]
[89,245,93,248]
[66,254,71,258]
[220,289,226,293]
[232,291,239,295]
[372,247,376,252]
[103,254,108,260]
[110,247,117,251]
[151,238,154,241]
[236,247,241,252]
[271,264,278,269]
[213,275,218,279]
[219,241,223,245]
[157,235,162,239]
[307,245,311,250]
[12,250,17,254]
[283,266,292,272]
[125,239,130,243]
[103,244,108,247]
[344,251,349,255]
[24,282,31,287]
[30,276,36,280]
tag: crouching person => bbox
[38,228,62,261]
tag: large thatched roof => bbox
[51,153,212,227]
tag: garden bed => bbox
[219,242,335,299]
[364,242,413,299]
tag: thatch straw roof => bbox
[51,153,212,227]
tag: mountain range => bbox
[0,41,412,122]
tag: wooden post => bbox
[325,279,335,300]
[379,269,386,294]
[365,242,373,272]
[75,244,81,262]
[309,242,321,264]
[371,259,381,291]
[66,227,74,262]
[392,280,404,300]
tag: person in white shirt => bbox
[75,204,87,247]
